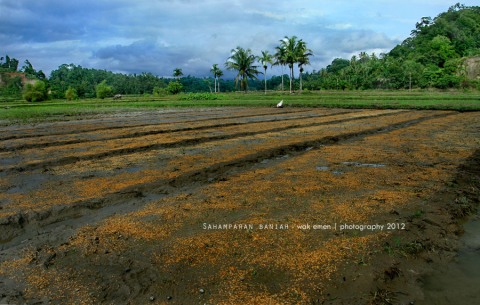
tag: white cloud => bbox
[326,23,353,30]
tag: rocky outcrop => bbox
[0,72,37,86]
[463,56,480,80]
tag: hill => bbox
[390,3,480,62]
[304,4,480,90]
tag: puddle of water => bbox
[0,156,22,167]
[123,166,143,173]
[341,161,386,168]
[315,165,343,175]
[6,173,50,194]
[316,162,384,174]
[422,212,480,304]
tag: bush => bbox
[23,81,48,102]
[166,81,183,95]
[435,74,461,89]
[96,80,113,99]
[153,86,167,96]
[65,87,78,100]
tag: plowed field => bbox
[0,107,479,304]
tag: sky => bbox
[1,0,478,78]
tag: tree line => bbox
[1,4,479,101]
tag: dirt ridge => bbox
[1,110,406,173]
[0,111,353,152]
[0,108,316,141]
[0,111,457,245]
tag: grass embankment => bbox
[0,90,479,123]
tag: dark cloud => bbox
[0,0,117,43]
[92,40,191,76]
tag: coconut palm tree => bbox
[258,50,274,94]
[277,36,312,93]
[173,68,183,80]
[216,69,223,92]
[225,46,261,92]
[278,36,298,93]
[297,40,313,93]
[274,45,287,91]
[210,64,222,93]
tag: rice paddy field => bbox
[0,92,479,304]
[1,90,480,123]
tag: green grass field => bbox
[1,90,479,123]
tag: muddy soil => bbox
[0,107,479,304]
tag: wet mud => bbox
[0,107,479,304]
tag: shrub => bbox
[96,80,113,99]
[65,87,78,101]
[153,86,167,96]
[166,81,183,95]
[23,80,48,102]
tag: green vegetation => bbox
[22,81,48,102]
[179,93,225,101]
[275,36,313,93]
[173,68,183,80]
[1,91,479,123]
[210,64,223,93]
[166,81,183,94]
[225,47,262,92]
[0,55,19,72]
[258,50,274,94]
[95,80,113,99]
[0,73,22,99]
[65,87,78,101]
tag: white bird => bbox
[276,100,284,108]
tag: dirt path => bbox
[0,107,479,304]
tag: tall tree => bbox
[296,40,313,92]
[216,68,223,93]
[277,36,311,93]
[210,64,223,93]
[0,55,19,72]
[173,68,183,80]
[225,46,261,92]
[274,46,287,91]
[258,50,274,94]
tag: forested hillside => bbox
[304,4,480,90]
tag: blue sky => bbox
[1,0,477,78]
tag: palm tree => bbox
[274,45,287,91]
[278,36,298,93]
[225,46,261,92]
[216,69,223,92]
[277,36,312,93]
[297,40,313,93]
[210,64,218,93]
[258,50,274,94]
[210,64,223,93]
[173,68,183,80]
